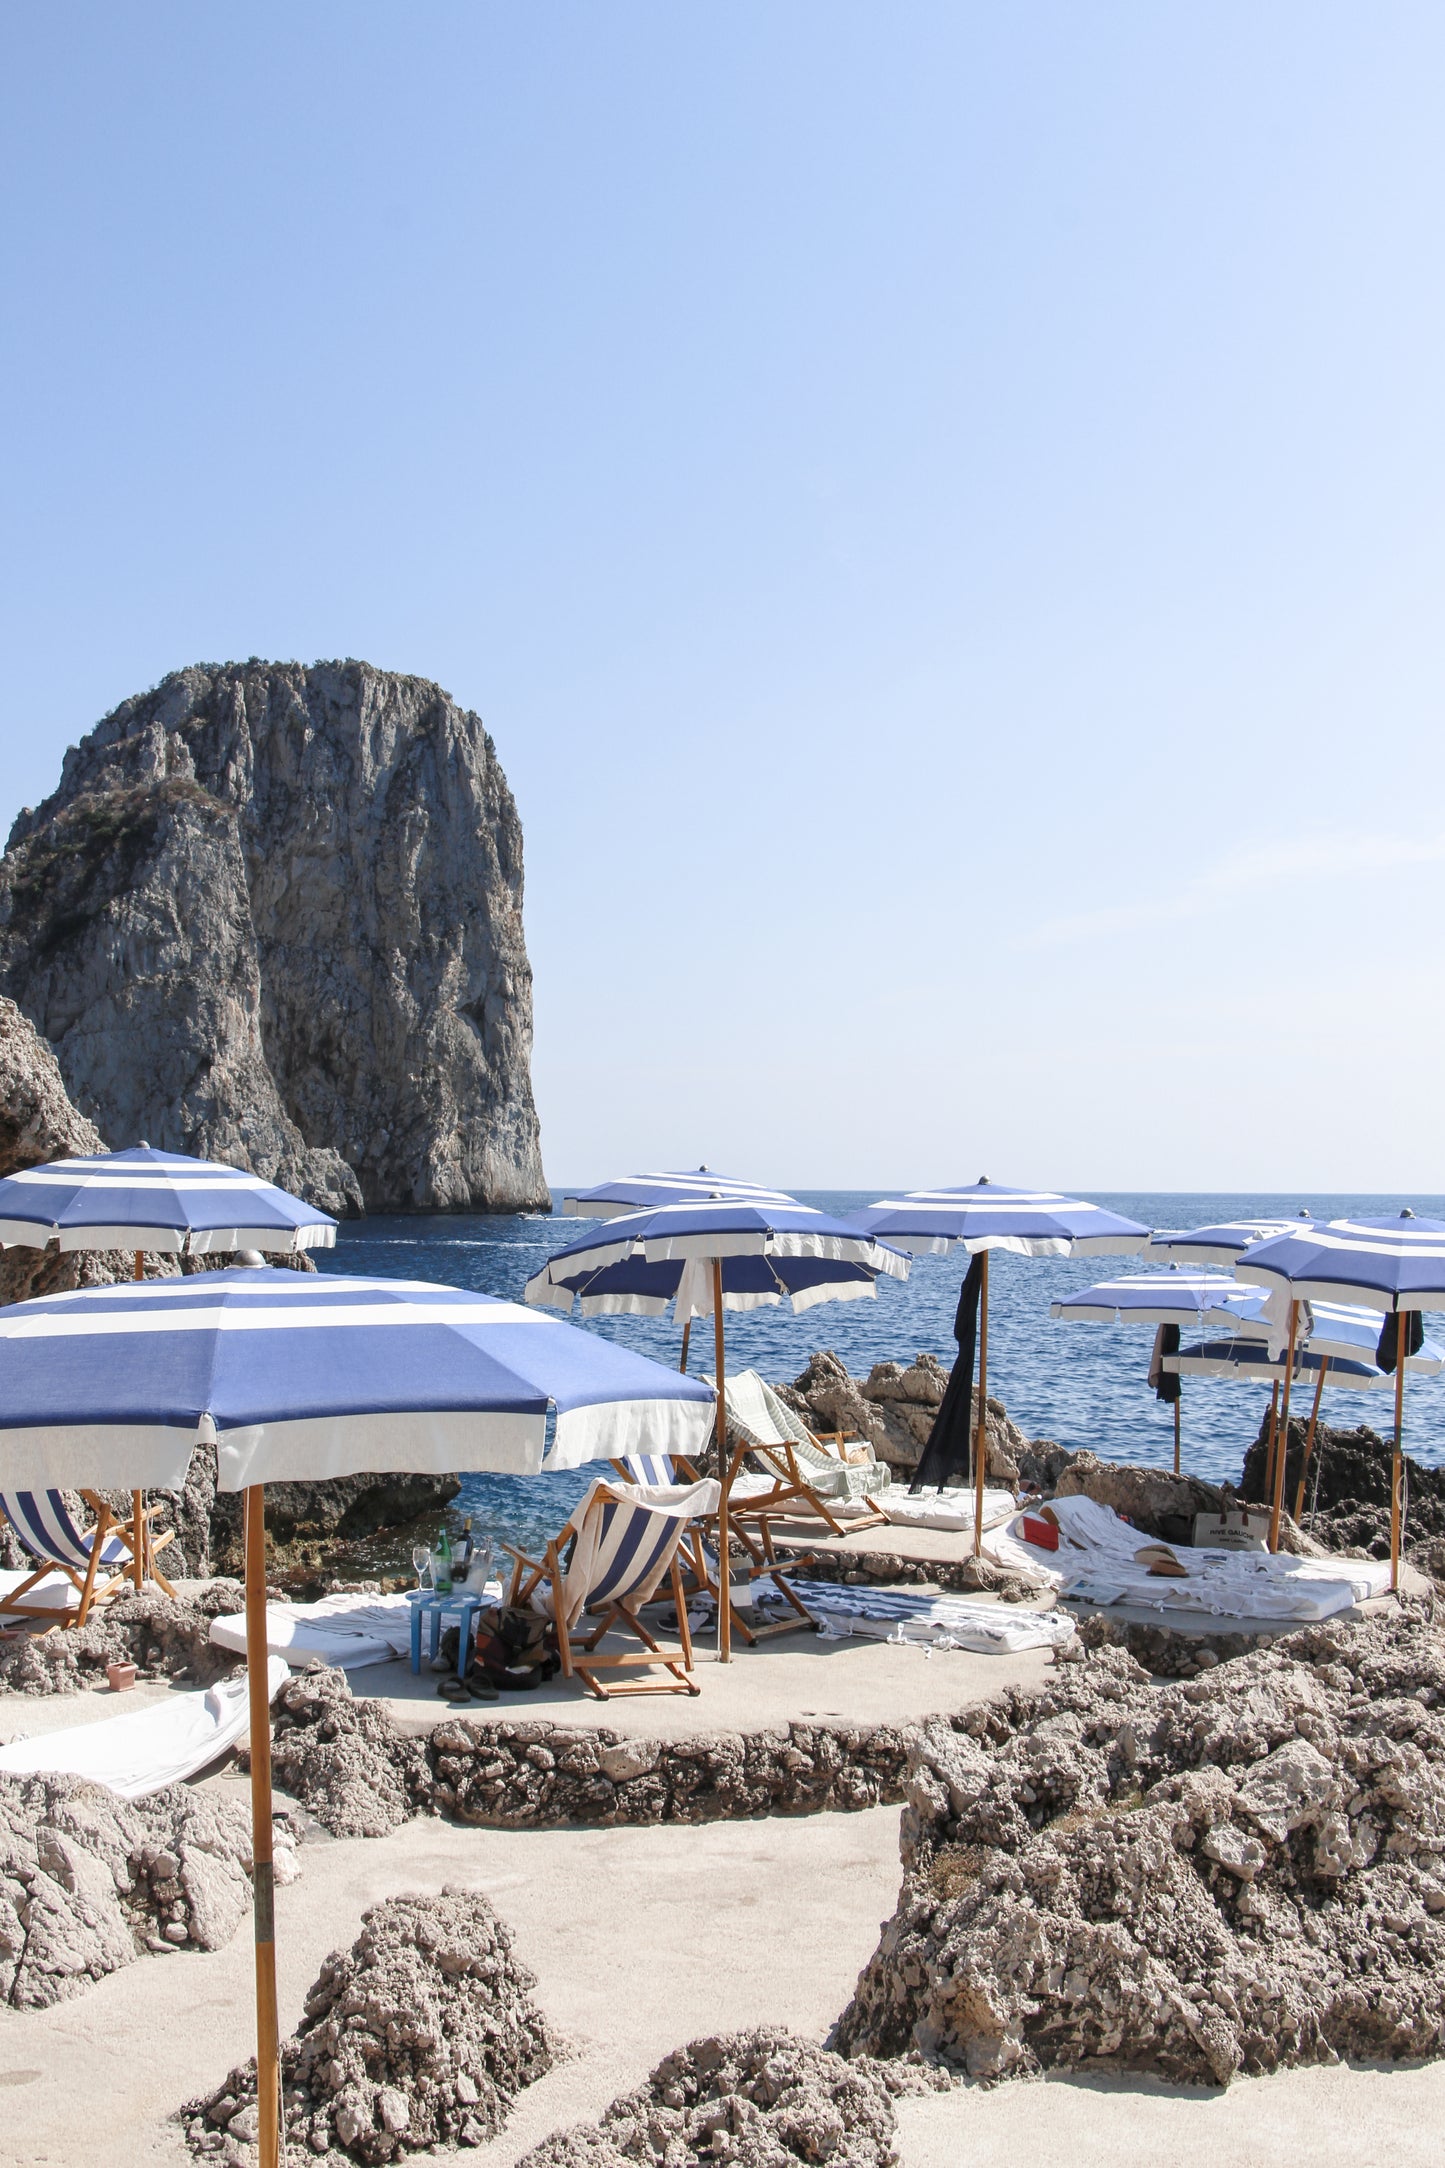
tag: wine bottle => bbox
[456,1515,473,1579]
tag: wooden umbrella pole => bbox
[1173,1392,1181,1479]
[132,1251,146,1591]
[713,1259,731,1662]
[1293,1357,1329,1524]
[1391,1316,1407,1595]
[972,1250,990,1561]
[1263,1380,1281,1514]
[245,1487,282,2168]
[1268,1303,1298,1553]
[679,1318,692,1374]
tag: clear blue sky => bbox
[3,6,1442,1194]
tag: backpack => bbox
[469,1603,559,1691]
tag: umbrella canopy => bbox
[1050,1270,1272,1330]
[1233,1214,1445,1314]
[0,1146,337,1255]
[1164,1338,1410,1393]
[0,1267,716,1491]
[531,1197,906,1279]
[853,1181,1150,1257]
[562,1167,795,1219]
[1302,1299,1445,1373]
[1146,1217,1305,1267]
[525,1249,886,1319]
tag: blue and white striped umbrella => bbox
[1146,1217,1306,1267]
[562,1168,795,1219]
[1050,1270,1273,1331]
[1163,1338,1405,1393]
[1302,1299,1445,1373]
[527,1198,908,1289]
[0,1146,337,1255]
[526,1196,907,1665]
[853,1181,1150,1257]
[1233,1214,1445,1314]
[527,1248,887,1321]
[0,1267,716,1491]
[1232,1213,1445,1586]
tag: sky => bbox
[3,5,1443,1195]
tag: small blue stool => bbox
[407,1590,486,1679]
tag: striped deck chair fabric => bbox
[504,1478,720,1700]
[608,1455,821,1647]
[0,1489,165,1627]
[723,1373,892,1502]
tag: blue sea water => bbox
[316,1191,1445,1559]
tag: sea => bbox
[315,1191,1445,1563]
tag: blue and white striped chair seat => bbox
[585,1498,685,1607]
[0,1490,130,1571]
[505,1477,717,1700]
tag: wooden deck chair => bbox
[708,1371,893,1536]
[502,1477,717,1700]
[609,1453,820,1648]
[0,1490,176,1627]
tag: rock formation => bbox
[516,2028,935,2168]
[1240,1414,1445,1586]
[0,1769,275,2008]
[0,1585,244,1697]
[184,1889,555,2162]
[777,1350,1028,1479]
[241,1666,910,1839]
[0,660,548,1214]
[0,995,166,1307]
[836,1603,1445,2084]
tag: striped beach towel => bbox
[754,1577,1074,1654]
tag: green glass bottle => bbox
[435,1524,453,1596]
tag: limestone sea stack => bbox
[0,661,548,1214]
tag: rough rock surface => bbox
[516,2028,934,2168]
[0,1770,267,2007]
[251,1668,432,1839]
[250,1666,910,1837]
[1241,1415,1445,1579]
[777,1351,1028,1479]
[836,1603,1445,2085]
[175,1441,460,1584]
[0,1585,245,1695]
[184,1889,554,2162]
[0,660,549,1212]
[0,995,173,1309]
[1052,1449,1226,1545]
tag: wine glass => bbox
[411,1544,432,1591]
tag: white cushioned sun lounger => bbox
[210,1592,418,1670]
[983,1494,1391,1621]
[754,1578,1073,1653]
[878,1488,1017,1534]
[0,1655,290,1799]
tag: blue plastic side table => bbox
[406,1590,486,1679]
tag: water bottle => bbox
[435,1525,453,1596]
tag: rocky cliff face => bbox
[0,996,158,1311]
[0,661,548,1214]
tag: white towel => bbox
[0,1655,290,1800]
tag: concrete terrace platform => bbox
[357,1617,1060,1739]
